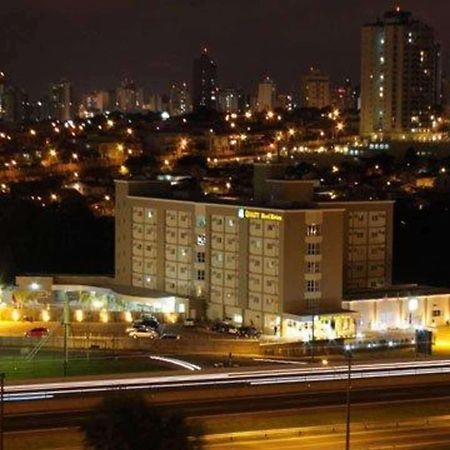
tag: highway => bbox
[6,415,450,450]
[205,423,450,449]
[5,358,450,402]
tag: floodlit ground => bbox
[433,325,450,354]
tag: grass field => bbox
[0,348,173,380]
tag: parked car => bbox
[184,318,196,327]
[25,327,49,338]
[160,333,181,340]
[211,321,238,335]
[128,327,159,339]
[237,326,262,339]
[140,316,160,330]
[126,316,159,333]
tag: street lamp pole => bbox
[345,350,352,450]
[311,313,315,363]
[63,293,70,377]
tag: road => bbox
[6,417,450,450]
[5,358,450,402]
[205,424,450,449]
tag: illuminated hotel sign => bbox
[238,208,283,221]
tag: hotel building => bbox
[114,165,393,339]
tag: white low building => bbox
[343,285,450,332]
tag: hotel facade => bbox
[114,165,394,339]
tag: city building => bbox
[218,87,242,114]
[343,285,450,332]
[115,79,144,113]
[332,78,358,111]
[79,90,112,118]
[169,82,190,116]
[300,67,331,109]
[144,93,164,113]
[3,85,32,123]
[114,164,393,339]
[360,8,442,138]
[256,77,277,112]
[49,79,74,122]
[277,94,295,111]
[192,49,218,112]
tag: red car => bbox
[24,327,49,338]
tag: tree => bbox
[83,394,203,450]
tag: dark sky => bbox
[0,0,448,99]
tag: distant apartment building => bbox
[360,8,442,138]
[192,49,218,112]
[115,79,144,113]
[114,164,393,339]
[218,87,242,114]
[277,94,294,111]
[49,79,73,122]
[256,77,277,112]
[80,90,112,117]
[300,67,331,109]
[169,82,190,116]
[144,94,164,113]
[332,78,358,111]
[3,85,32,123]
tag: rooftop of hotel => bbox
[116,163,392,210]
[344,284,450,301]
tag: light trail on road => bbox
[5,359,450,402]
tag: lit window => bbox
[306,262,321,273]
[197,234,207,246]
[196,216,206,227]
[306,224,321,237]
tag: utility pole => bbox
[63,293,70,377]
[345,351,352,450]
[310,313,315,363]
[0,372,5,450]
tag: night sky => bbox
[1,0,448,99]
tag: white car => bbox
[128,329,158,339]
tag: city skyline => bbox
[1,0,449,99]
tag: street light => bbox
[345,348,353,450]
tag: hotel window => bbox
[306,298,320,309]
[196,216,206,227]
[196,252,205,263]
[306,224,321,237]
[306,280,320,293]
[306,261,321,274]
[197,234,207,246]
[306,243,321,256]
[197,269,205,281]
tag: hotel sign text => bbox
[238,208,283,221]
